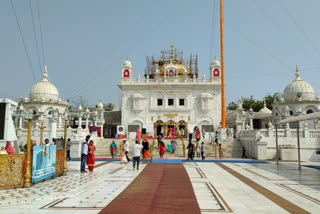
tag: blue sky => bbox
[0,0,319,107]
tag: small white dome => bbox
[123,57,132,67]
[237,101,243,109]
[211,56,220,66]
[85,107,90,113]
[30,66,59,102]
[78,104,83,111]
[283,65,314,102]
[97,101,103,109]
[259,100,272,114]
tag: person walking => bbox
[188,129,193,142]
[214,131,219,145]
[196,142,201,158]
[124,139,130,162]
[67,138,72,161]
[159,141,165,158]
[120,141,128,164]
[87,140,96,172]
[226,128,230,140]
[142,138,152,160]
[202,127,205,139]
[242,147,247,159]
[219,144,224,159]
[157,135,162,148]
[196,128,200,143]
[110,140,117,159]
[132,140,144,171]
[186,141,194,160]
[201,142,205,160]
[80,135,90,173]
[170,138,177,154]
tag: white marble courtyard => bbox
[0,160,319,214]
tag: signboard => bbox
[32,145,56,183]
[0,103,5,140]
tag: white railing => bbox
[122,77,220,84]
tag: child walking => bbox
[219,143,224,159]
[201,142,205,160]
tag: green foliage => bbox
[226,101,237,110]
[227,92,283,112]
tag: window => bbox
[179,99,185,106]
[168,99,174,106]
[157,99,163,106]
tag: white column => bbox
[78,116,82,129]
[49,118,57,141]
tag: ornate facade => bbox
[119,43,222,139]
[273,65,320,128]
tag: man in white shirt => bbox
[132,140,143,170]
[80,135,90,173]
[123,139,130,162]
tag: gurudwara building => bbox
[119,43,222,139]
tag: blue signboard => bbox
[32,145,56,183]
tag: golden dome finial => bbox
[126,56,128,60]
[170,42,174,62]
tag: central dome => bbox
[283,65,314,102]
[29,66,59,102]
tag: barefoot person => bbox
[132,140,143,171]
[80,135,90,173]
[159,141,165,158]
[120,140,128,164]
[142,138,152,160]
[110,140,117,159]
[87,140,96,172]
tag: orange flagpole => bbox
[220,0,226,128]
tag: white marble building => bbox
[119,43,222,139]
[273,65,320,128]
[238,65,320,161]
[16,66,69,145]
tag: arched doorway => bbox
[155,120,164,137]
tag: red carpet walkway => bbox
[99,163,201,214]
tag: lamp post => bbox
[241,111,246,129]
[84,108,90,130]
[78,104,83,129]
[248,107,253,130]
[63,115,69,175]
[39,120,46,146]
[23,111,35,188]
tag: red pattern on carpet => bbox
[99,163,201,214]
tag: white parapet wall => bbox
[239,128,320,161]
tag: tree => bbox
[226,92,282,111]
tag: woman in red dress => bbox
[87,140,96,172]
[159,141,165,158]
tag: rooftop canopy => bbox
[276,112,320,124]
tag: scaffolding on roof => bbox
[144,46,198,79]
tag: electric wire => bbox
[29,0,42,75]
[37,0,46,67]
[279,0,320,58]
[10,0,37,82]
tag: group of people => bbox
[119,138,152,171]
[80,135,96,173]
[186,141,205,160]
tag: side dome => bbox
[123,57,132,68]
[283,65,314,102]
[29,66,59,102]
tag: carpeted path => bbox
[99,163,201,214]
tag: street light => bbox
[63,114,69,175]
[23,109,38,188]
